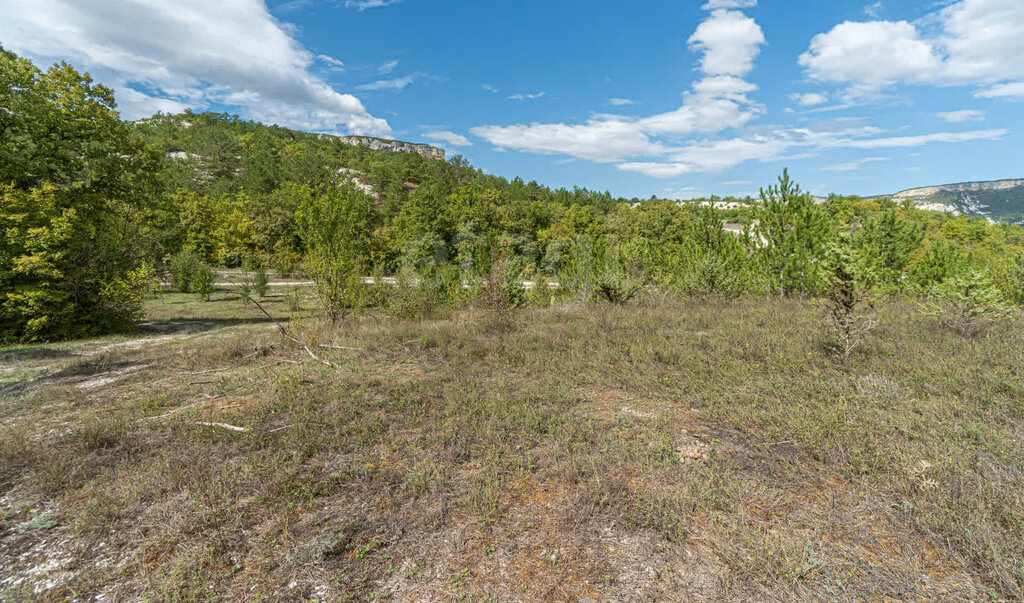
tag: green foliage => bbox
[924,270,1011,336]
[756,169,834,296]
[253,268,269,298]
[169,250,215,300]
[298,183,376,321]
[5,47,1024,339]
[0,47,157,341]
[822,235,879,361]
[857,207,924,286]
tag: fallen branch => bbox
[184,368,229,376]
[219,289,337,369]
[195,421,247,432]
[318,344,363,351]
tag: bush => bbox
[191,263,215,301]
[822,237,878,362]
[253,268,269,298]
[169,250,215,301]
[388,269,446,320]
[479,245,512,319]
[924,270,1011,336]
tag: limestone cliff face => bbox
[319,134,445,161]
[893,179,1024,199]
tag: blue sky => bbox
[1,0,1021,199]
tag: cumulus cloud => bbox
[0,0,390,135]
[472,8,765,164]
[423,130,472,147]
[800,0,1024,99]
[799,21,941,94]
[791,92,828,107]
[608,98,636,106]
[688,9,765,77]
[471,0,1008,179]
[934,109,985,122]
[470,118,670,163]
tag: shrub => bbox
[169,250,215,300]
[822,237,878,362]
[286,287,303,313]
[97,263,156,332]
[479,245,511,318]
[191,263,215,301]
[924,270,1011,336]
[389,269,445,320]
[253,268,269,298]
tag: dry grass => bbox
[1,297,1022,600]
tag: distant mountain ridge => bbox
[892,178,1024,200]
[886,178,1024,222]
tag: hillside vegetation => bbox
[2,45,1024,601]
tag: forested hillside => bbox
[3,46,1024,342]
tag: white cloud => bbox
[791,92,828,107]
[345,0,402,9]
[688,9,765,77]
[508,92,546,100]
[826,129,1007,149]
[608,98,636,106]
[617,126,1006,178]
[819,156,888,171]
[0,0,390,135]
[974,82,1024,100]
[701,0,756,9]
[470,118,670,163]
[800,0,1024,98]
[799,21,941,95]
[934,109,984,122]
[356,74,419,91]
[378,60,399,74]
[318,54,345,71]
[481,84,499,93]
[618,135,789,178]
[423,130,472,147]
[863,2,883,18]
[473,8,764,164]
[939,0,1024,83]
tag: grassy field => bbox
[1,293,1022,600]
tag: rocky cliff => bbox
[320,134,445,161]
[889,178,1024,222]
[892,179,1024,200]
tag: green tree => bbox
[857,207,924,286]
[822,234,879,361]
[0,48,157,341]
[298,183,377,321]
[756,169,834,296]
